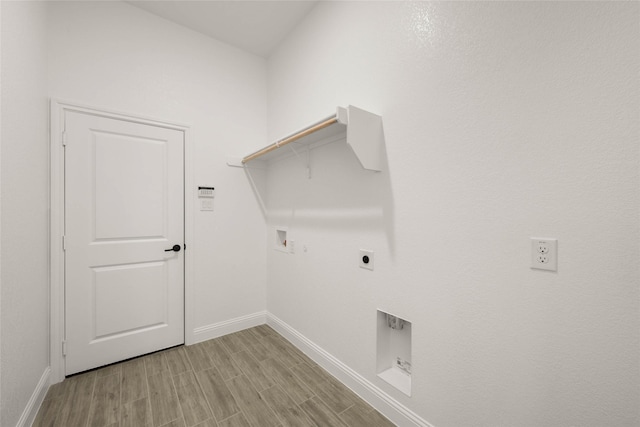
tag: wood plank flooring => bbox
[34,325,395,427]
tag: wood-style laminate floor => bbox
[34,325,396,427]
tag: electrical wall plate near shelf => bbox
[226,105,384,172]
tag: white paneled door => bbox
[64,111,184,375]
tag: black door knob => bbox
[165,244,181,252]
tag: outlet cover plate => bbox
[359,249,374,270]
[531,238,557,271]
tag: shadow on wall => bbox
[242,126,396,258]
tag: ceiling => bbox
[127,1,319,57]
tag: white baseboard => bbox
[266,313,432,427]
[16,366,50,427]
[191,311,267,344]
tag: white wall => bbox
[266,2,639,426]
[47,1,268,337]
[0,2,50,426]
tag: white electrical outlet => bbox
[531,238,557,271]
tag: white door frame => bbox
[49,99,195,384]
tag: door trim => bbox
[49,99,194,383]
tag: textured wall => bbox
[266,2,639,426]
[1,2,50,426]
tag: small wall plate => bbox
[359,249,374,270]
[198,187,215,198]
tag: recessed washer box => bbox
[275,228,288,253]
[377,310,412,396]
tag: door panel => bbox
[65,111,184,375]
[92,261,167,339]
[93,131,168,240]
